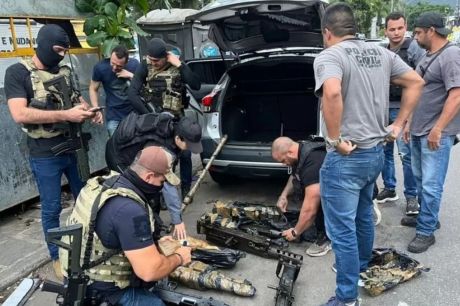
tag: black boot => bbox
[181,185,191,200]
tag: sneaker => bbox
[376,188,399,203]
[405,197,420,215]
[53,259,64,282]
[306,239,332,257]
[331,263,337,273]
[401,216,440,229]
[408,233,435,253]
[320,296,360,306]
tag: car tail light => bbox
[201,92,218,112]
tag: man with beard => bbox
[403,12,460,253]
[128,38,201,200]
[4,24,96,280]
[61,146,191,305]
[271,136,331,257]
[89,45,139,135]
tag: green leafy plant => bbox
[75,0,154,56]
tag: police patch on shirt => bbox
[133,215,151,242]
[316,64,325,77]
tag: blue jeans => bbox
[179,150,192,188]
[118,287,165,306]
[162,182,182,225]
[29,154,84,260]
[382,108,417,198]
[107,120,120,137]
[411,135,455,236]
[320,145,384,302]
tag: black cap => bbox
[177,117,203,154]
[147,38,168,58]
[414,12,452,36]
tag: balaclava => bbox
[36,24,70,70]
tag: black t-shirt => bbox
[4,62,68,157]
[292,146,326,189]
[88,175,154,302]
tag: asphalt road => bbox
[14,145,460,306]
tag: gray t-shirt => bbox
[314,39,411,149]
[411,45,460,136]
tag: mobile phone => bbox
[90,106,105,112]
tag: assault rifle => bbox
[197,220,288,259]
[42,224,92,306]
[43,75,91,182]
[155,280,230,306]
[268,250,303,306]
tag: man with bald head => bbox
[271,136,330,257]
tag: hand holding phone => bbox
[89,106,105,112]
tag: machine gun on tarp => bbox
[197,201,301,258]
[43,75,91,182]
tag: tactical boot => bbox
[376,188,399,203]
[53,259,64,282]
[408,234,435,253]
[181,185,191,200]
[405,197,420,215]
[401,216,440,229]
[320,296,361,306]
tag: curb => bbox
[0,255,50,293]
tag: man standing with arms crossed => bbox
[404,12,460,253]
[89,45,139,135]
[376,13,425,217]
[314,4,424,305]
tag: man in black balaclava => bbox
[4,24,96,281]
[128,38,202,240]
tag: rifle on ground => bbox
[155,280,230,306]
[42,224,92,306]
[43,75,91,182]
[268,250,303,306]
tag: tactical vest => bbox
[60,173,155,289]
[389,38,414,101]
[292,140,325,201]
[20,58,72,139]
[144,60,183,115]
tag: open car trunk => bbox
[221,58,318,144]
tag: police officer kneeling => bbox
[61,146,191,305]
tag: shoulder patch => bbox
[132,215,152,242]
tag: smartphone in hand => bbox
[89,106,105,112]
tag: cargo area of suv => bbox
[185,0,326,183]
[221,58,318,144]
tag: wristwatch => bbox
[326,136,343,148]
[291,228,298,238]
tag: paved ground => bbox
[1,147,460,306]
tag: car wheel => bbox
[209,171,234,185]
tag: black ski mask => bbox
[36,24,70,70]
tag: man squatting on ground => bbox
[4,24,97,280]
[313,3,424,306]
[376,12,425,216]
[272,136,332,257]
[89,44,139,135]
[61,146,191,305]
[105,111,203,240]
[402,12,460,253]
[128,38,201,201]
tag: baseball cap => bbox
[176,117,203,154]
[136,146,180,186]
[414,12,452,36]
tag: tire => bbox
[209,171,234,185]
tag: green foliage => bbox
[330,0,390,35]
[75,0,151,57]
[405,1,453,30]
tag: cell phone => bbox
[90,106,105,112]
